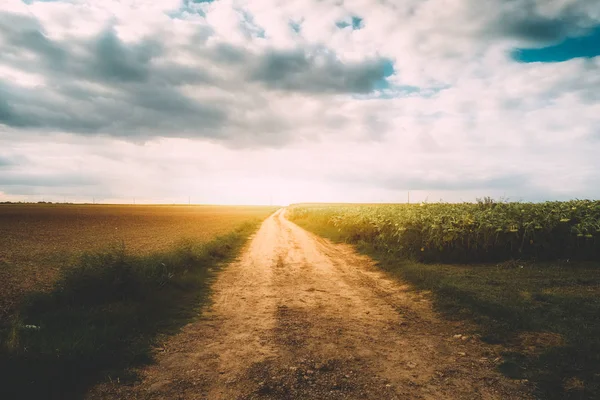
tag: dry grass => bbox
[0,204,277,317]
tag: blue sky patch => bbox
[512,25,600,63]
[289,21,301,33]
[336,16,363,30]
[382,60,394,77]
[372,59,395,90]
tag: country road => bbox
[90,209,530,399]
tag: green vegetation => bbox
[0,220,261,400]
[289,202,600,399]
[289,200,600,263]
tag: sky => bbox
[0,0,599,205]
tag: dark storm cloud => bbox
[0,96,24,128]
[489,0,599,45]
[501,17,570,43]
[0,14,67,62]
[92,30,160,83]
[0,14,169,83]
[197,43,391,94]
[249,49,390,93]
[0,13,227,139]
[0,11,392,145]
[0,79,226,137]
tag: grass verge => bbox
[292,217,600,400]
[0,220,261,400]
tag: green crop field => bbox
[289,199,600,263]
[289,201,600,399]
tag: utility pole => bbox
[407,191,410,204]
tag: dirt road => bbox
[91,209,530,399]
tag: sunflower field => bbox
[288,200,600,262]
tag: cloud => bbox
[92,29,159,82]
[249,49,391,93]
[375,173,531,192]
[0,0,599,203]
[0,8,392,145]
[0,13,227,138]
[488,1,598,44]
[0,173,97,188]
[0,155,14,168]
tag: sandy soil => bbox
[89,209,531,399]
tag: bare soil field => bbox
[0,204,276,318]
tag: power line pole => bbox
[407,191,410,204]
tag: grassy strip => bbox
[0,219,261,400]
[292,216,600,400]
